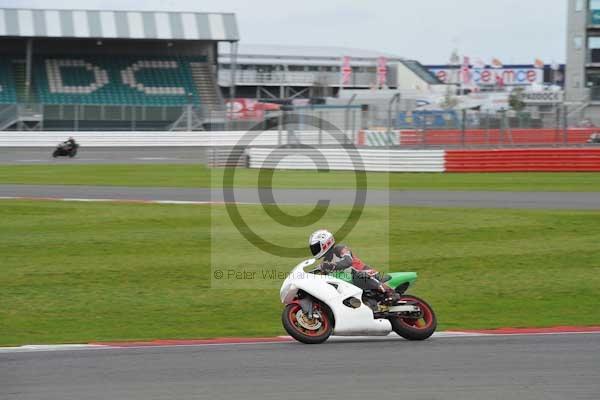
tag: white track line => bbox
[0,344,107,353]
[0,197,217,205]
[0,341,290,353]
[2,331,599,353]
[0,196,256,206]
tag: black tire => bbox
[282,302,333,344]
[390,295,437,341]
[52,150,59,158]
[69,149,77,158]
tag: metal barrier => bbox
[208,147,248,167]
[248,148,445,172]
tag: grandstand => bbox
[0,8,239,130]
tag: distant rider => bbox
[63,137,77,149]
[308,229,400,305]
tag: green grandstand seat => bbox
[33,56,208,107]
[0,60,17,104]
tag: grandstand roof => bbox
[0,8,239,41]
[221,44,404,61]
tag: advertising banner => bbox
[430,67,543,87]
[521,91,564,104]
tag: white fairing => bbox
[280,259,392,336]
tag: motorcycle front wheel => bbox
[390,295,437,341]
[282,302,333,344]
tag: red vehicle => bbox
[226,99,281,121]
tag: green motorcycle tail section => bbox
[386,272,418,289]
[329,271,418,289]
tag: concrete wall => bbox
[565,0,589,103]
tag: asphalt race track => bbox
[1,184,600,209]
[0,147,208,164]
[1,333,599,400]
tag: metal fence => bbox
[229,107,596,148]
[3,100,600,148]
[203,106,365,141]
[394,108,571,131]
[0,103,366,134]
[0,103,188,131]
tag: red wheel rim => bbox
[398,297,434,330]
[288,303,330,337]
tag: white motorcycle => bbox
[280,259,437,344]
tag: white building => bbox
[218,44,443,100]
[566,0,600,120]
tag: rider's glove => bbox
[321,262,336,272]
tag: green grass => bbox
[1,200,599,346]
[1,164,600,191]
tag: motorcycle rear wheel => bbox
[282,302,333,344]
[390,295,437,341]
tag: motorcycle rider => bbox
[63,137,77,150]
[309,229,400,305]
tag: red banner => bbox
[461,56,471,85]
[377,56,387,87]
[226,99,280,120]
[341,56,352,86]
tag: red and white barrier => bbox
[249,148,600,173]
[445,148,600,172]
[2,131,600,172]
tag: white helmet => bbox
[308,230,335,259]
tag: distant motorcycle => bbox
[588,133,600,144]
[53,141,79,158]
